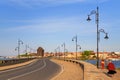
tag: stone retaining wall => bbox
[0,58,35,66]
[65,59,111,80]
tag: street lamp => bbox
[77,45,81,60]
[87,6,109,68]
[54,49,57,57]
[77,45,81,50]
[25,45,29,58]
[15,39,23,59]
[57,46,60,59]
[61,43,65,60]
[72,35,78,60]
[98,29,109,41]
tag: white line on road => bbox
[0,59,38,74]
[50,60,64,80]
[8,60,46,80]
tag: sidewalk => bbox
[51,59,120,80]
[51,59,83,80]
[80,60,120,80]
[102,69,120,80]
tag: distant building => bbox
[114,52,120,56]
[37,47,44,57]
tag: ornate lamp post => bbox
[61,43,66,60]
[72,35,78,60]
[25,45,29,58]
[54,49,57,57]
[87,6,108,68]
[72,35,81,60]
[57,46,60,59]
[15,39,23,59]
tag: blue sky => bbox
[0,0,120,56]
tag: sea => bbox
[85,59,120,68]
[0,57,12,60]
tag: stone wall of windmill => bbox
[37,47,44,57]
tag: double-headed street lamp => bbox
[61,43,65,60]
[72,35,81,60]
[15,39,23,59]
[54,49,57,57]
[87,6,109,68]
[25,45,29,58]
[57,46,60,59]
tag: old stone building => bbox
[37,47,44,57]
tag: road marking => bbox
[0,59,38,74]
[8,60,46,80]
[50,60,64,80]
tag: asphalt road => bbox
[0,58,61,80]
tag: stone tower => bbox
[37,47,44,57]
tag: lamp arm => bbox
[89,10,96,16]
[99,29,107,34]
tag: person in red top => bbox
[107,60,116,77]
[101,59,105,69]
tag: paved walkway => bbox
[80,60,120,80]
[102,69,120,80]
[51,59,83,80]
[51,59,120,80]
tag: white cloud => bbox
[3,17,75,32]
[2,16,95,35]
[9,0,84,4]
[4,0,84,7]
[0,0,110,8]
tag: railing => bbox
[55,57,85,80]
[65,59,84,80]
[0,58,35,66]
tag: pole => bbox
[76,35,77,60]
[18,39,23,59]
[18,39,20,59]
[96,6,99,68]
[63,43,65,60]
[57,46,60,59]
[26,45,29,58]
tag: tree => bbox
[81,50,91,60]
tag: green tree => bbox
[81,50,91,60]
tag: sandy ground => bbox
[51,59,83,80]
[101,69,120,80]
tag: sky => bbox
[0,0,120,56]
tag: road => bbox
[0,58,61,80]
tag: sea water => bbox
[85,59,120,68]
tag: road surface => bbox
[0,58,61,80]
